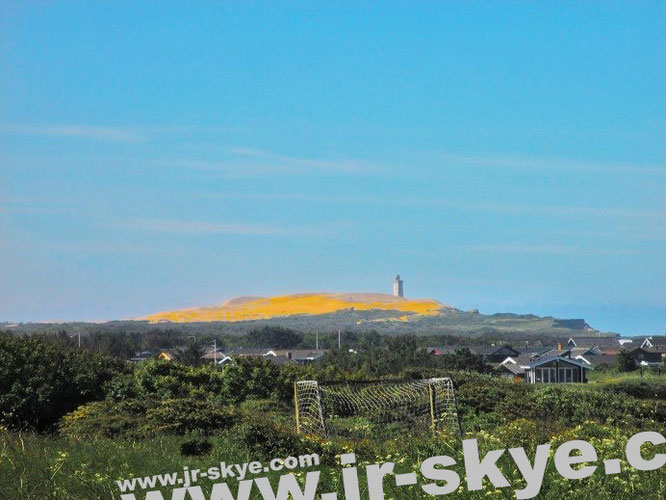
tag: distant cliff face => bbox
[139,292,448,323]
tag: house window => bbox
[536,367,556,383]
[558,367,574,383]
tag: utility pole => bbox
[213,338,217,366]
[315,332,319,350]
[338,328,341,350]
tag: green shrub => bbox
[0,333,127,431]
[603,379,666,400]
[146,399,237,435]
[60,400,150,439]
[111,357,308,405]
[235,416,309,459]
[131,361,226,400]
[617,350,638,372]
[496,385,664,427]
[60,398,238,438]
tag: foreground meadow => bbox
[3,419,665,499]
[1,334,665,499]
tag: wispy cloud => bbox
[460,244,639,256]
[229,147,369,173]
[0,124,142,143]
[115,218,320,236]
[52,240,167,255]
[433,153,665,175]
[157,147,374,178]
[452,201,666,220]
[193,190,666,221]
[159,159,296,177]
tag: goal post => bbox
[294,380,326,435]
[294,378,460,437]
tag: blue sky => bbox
[1,2,664,334]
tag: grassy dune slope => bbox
[140,292,448,323]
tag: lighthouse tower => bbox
[393,274,404,297]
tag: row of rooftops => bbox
[130,335,666,366]
[200,347,327,365]
[426,336,666,369]
[426,335,666,356]
[131,347,327,365]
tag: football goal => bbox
[294,378,460,438]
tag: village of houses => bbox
[131,335,666,385]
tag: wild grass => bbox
[2,419,665,500]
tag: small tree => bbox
[244,326,302,349]
[176,342,205,366]
[617,350,637,372]
[441,348,492,373]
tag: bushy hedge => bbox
[0,333,127,431]
[445,371,666,431]
[602,379,666,400]
[497,384,666,428]
[60,398,238,438]
[105,357,328,405]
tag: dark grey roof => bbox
[629,346,664,354]
[499,363,525,375]
[585,353,618,365]
[526,354,592,370]
[640,336,666,345]
[503,354,539,366]
[541,348,571,357]
[541,347,598,358]
[227,347,276,356]
[526,347,555,357]
[200,351,230,360]
[272,349,326,359]
[472,344,521,356]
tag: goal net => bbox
[294,378,460,438]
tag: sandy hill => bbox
[140,292,448,323]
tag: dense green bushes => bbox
[235,417,308,458]
[602,379,666,400]
[446,371,666,431]
[60,398,238,438]
[0,334,127,431]
[58,358,665,447]
[319,336,492,376]
[497,384,666,428]
[106,356,323,404]
[3,332,664,444]
[60,357,318,438]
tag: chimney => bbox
[557,342,562,351]
[287,351,292,360]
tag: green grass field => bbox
[3,419,665,500]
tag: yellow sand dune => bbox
[140,292,447,323]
